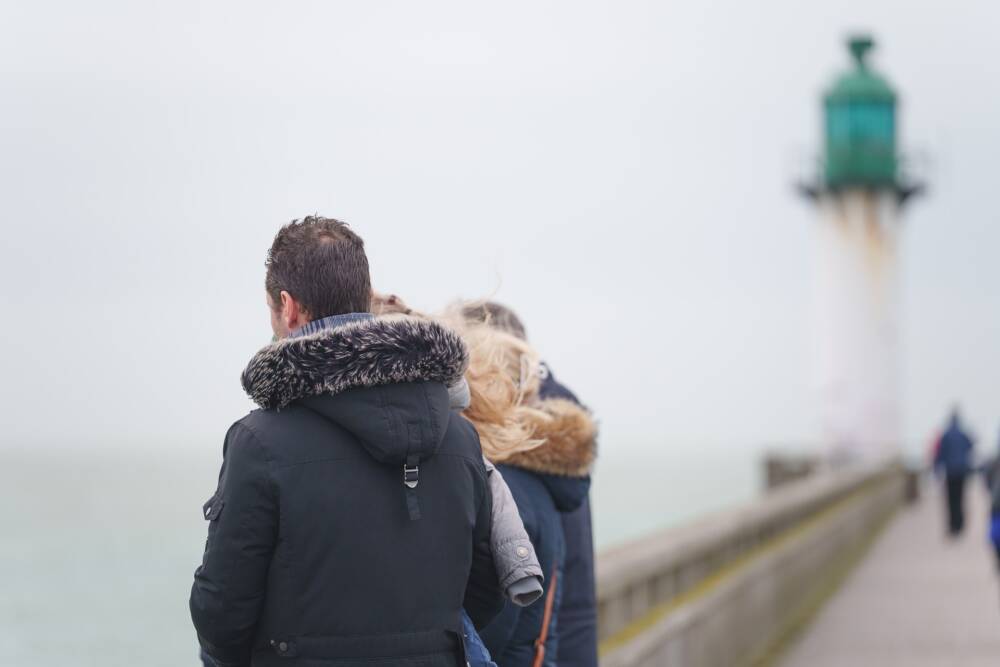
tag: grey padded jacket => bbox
[449,379,544,606]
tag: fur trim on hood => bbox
[242,316,469,410]
[498,398,598,477]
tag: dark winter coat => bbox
[190,317,504,667]
[935,415,974,477]
[537,366,599,667]
[479,369,597,667]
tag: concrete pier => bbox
[596,460,907,666]
[779,480,1000,667]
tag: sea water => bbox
[0,444,758,665]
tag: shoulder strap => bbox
[403,454,421,521]
[532,566,559,667]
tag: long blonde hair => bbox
[372,292,549,461]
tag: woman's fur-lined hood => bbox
[242,316,469,410]
[498,397,598,478]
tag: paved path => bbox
[781,480,1000,667]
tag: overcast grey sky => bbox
[1,0,997,457]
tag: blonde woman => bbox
[459,302,596,667]
[374,294,597,667]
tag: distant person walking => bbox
[190,217,502,666]
[934,410,975,537]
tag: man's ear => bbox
[279,290,308,329]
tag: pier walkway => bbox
[780,482,1000,667]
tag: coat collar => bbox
[499,397,598,478]
[242,316,468,410]
[288,312,373,338]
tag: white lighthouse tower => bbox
[801,36,922,460]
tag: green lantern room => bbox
[823,36,898,189]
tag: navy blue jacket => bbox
[479,464,589,667]
[479,363,596,667]
[539,367,598,667]
[935,416,974,477]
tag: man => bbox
[934,409,975,537]
[464,303,600,667]
[190,217,502,666]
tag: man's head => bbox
[265,216,371,338]
[461,301,527,341]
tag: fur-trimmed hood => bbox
[242,316,469,410]
[501,397,597,479]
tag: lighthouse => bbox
[801,35,922,460]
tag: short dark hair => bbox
[461,301,527,340]
[265,216,371,319]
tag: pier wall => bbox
[596,460,907,667]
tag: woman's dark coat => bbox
[190,317,503,666]
[539,366,599,667]
[479,368,596,667]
